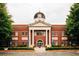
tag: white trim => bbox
[62,37,67,40]
[49,30,51,46]
[55,41,58,46]
[29,30,31,47]
[29,20,51,27]
[46,30,47,46]
[29,26,51,30]
[32,30,34,46]
[52,37,58,40]
[22,37,28,40]
[12,37,18,40]
[16,32,18,36]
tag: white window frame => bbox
[15,32,18,36]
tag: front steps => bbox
[34,47,46,53]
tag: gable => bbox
[31,22,49,26]
[29,21,51,27]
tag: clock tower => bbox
[34,11,45,22]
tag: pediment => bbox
[29,20,51,27]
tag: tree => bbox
[0,3,13,47]
[66,3,79,46]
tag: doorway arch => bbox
[37,39,43,47]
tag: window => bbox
[12,32,15,36]
[22,32,25,36]
[25,32,28,36]
[52,31,58,36]
[36,31,44,35]
[55,31,58,36]
[52,32,54,36]
[62,31,66,36]
[52,39,54,45]
[15,42,18,46]
[55,41,58,46]
[22,42,25,45]
[12,41,18,47]
[62,40,67,46]
[53,40,58,46]
[12,32,18,36]
[22,32,28,36]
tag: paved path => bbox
[0,51,79,56]
[0,50,79,56]
[34,47,46,53]
[0,47,79,56]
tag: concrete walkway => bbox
[0,51,79,56]
[34,47,46,53]
[0,47,79,56]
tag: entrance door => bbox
[37,40,43,47]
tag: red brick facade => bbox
[51,25,67,46]
[12,25,29,46]
[12,24,67,47]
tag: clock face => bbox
[37,14,42,18]
[34,12,45,19]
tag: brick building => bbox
[12,11,67,48]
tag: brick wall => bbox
[12,25,67,47]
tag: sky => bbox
[6,3,73,25]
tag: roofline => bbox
[12,24,66,26]
[29,20,51,26]
[12,24,28,26]
[52,24,66,26]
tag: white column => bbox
[46,30,48,46]
[32,30,34,46]
[49,30,51,47]
[29,30,31,47]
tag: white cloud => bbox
[7,3,73,25]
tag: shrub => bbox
[0,47,4,50]
[0,47,34,50]
[18,45,27,47]
[46,47,79,50]
[8,47,34,50]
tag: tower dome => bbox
[34,11,45,19]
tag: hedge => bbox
[46,47,79,50]
[0,47,34,50]
[0,47,4,50]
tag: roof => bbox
[12,25,29,31]
[29,20,51,26]
[52,25,66,31]
[12,24,66,31]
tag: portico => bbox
[29,26,51,48]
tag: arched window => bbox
[37,40,43,47]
